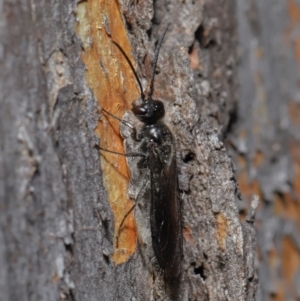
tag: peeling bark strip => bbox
[0,0,257,300]
[76,0,139,264]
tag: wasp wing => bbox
[149,144,182,278]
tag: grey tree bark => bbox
[233,1,300,300]
[0,0,257,301]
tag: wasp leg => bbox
[100,108,141,141]
[101,108,135,129]
[99,147,145,158]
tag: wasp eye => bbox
[132,106,146,116]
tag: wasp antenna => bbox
[112,41,145,100]
[148,23,171,99]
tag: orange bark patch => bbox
[288,102,300,127]
[237,154,262,201]
[273,141,300,228]
[51,273,59,284]
[287,0,300,63]
[274,193,300,229]
[273,140,300,298]
[237,153,263,220]
[76,0,140,264]
[295,37,300,62]
[215,213,229,251]
[268,247,277,269]
[255,46,263,59]
[267,248,285,301]
[270,284,285,301]
[189,46,200,70]
[273,140,300,229]
[291,144,300,201]
[183,226,195,246]
[281,237,300,299]
[253,150,264,168]
[287,0,300,26]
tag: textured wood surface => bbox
[0,0,257,300]
[233,1,300,300]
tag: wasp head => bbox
[132,99,165,124]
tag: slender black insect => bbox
[101,25,182,278]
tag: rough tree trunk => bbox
[232,1,300,300]
[0,0,257,300]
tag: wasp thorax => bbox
[132,99,165,124]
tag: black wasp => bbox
[101,25,182,278]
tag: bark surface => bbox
[233,1,300,300]
[0,0,257,300]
